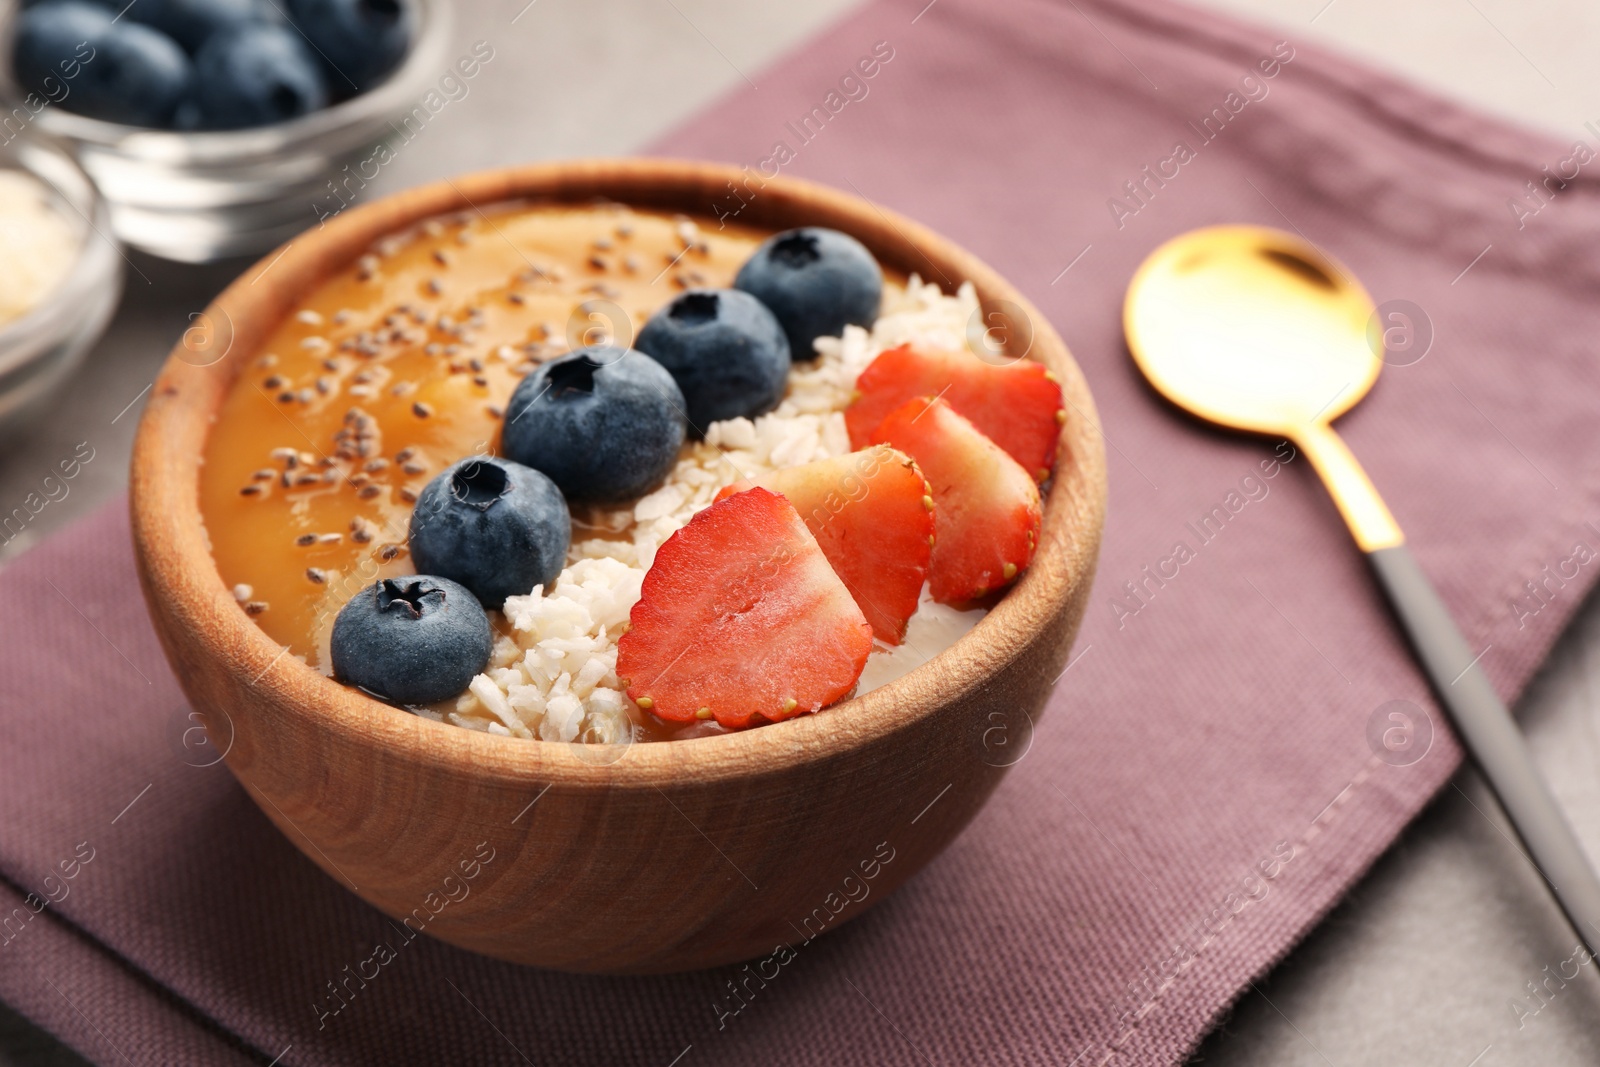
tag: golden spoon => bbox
[1124,224,1600,955]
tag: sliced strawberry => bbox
[846,344,1066,481]
[871,396,1041,605]
[617,487,872,729]
[715,445,934,645]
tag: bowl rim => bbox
[130,157,1108,790]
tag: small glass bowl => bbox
[0,0,453,263]
[0,135,119,431]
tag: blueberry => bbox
[634,289,790,435]
[734,227,883,359]
[284,0,410,93]
[190,24,326,129]
[12,1,108,97]
[331,575,492,705]
[127,0,276,54]
[501,346,687,504]
[407,456,570,610]
[14,2,192,127]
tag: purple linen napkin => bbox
[7,0,1600,1063]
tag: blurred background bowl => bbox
[0,0,452,263]
[0,133,118,434]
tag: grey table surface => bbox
[4,0,1600,1063]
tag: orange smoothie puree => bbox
[199,203,767,671]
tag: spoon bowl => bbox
[1124,225,1380,436]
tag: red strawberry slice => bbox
[715,445,934,645]
[871,396,1042,605]
[617,487,873,729]
[845,344,1066,481]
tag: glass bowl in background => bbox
[0,0,453,263]
[0,135,119,431]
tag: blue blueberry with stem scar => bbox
[407,456,570,610]
[330,575,493,705]
[500,346,688,504]
[733,226,882,360]
[635,289,790,435]
[191,24,327,129]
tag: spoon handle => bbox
[1369,544,1600,955]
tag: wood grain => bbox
[129,158,1108,973]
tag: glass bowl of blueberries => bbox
[0,0,452,262]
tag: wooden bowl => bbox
[129,159,1107,974]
